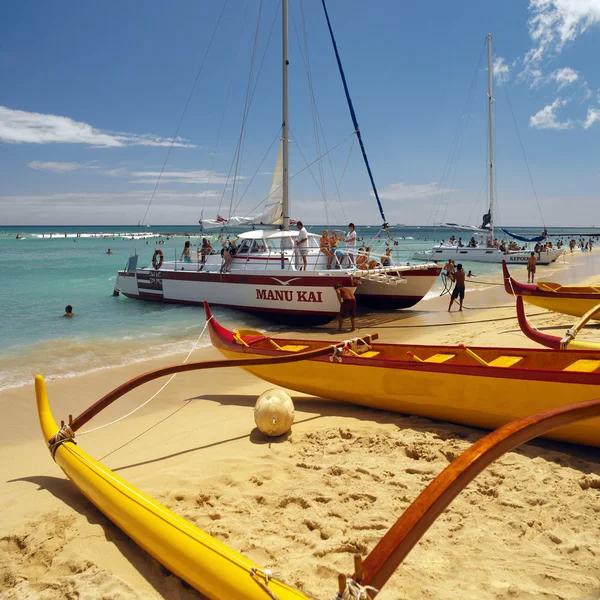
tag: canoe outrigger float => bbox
[502,260,600,319]
[516,295,600,351]
[205,302,600,448]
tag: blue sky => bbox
[1,0,599,226]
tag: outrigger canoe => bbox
[502,260,600,319]
[205,302,600,447]
[516,295,600,351]
[35,339,600,597]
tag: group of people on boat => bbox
[315,223,357,269]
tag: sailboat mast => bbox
[487,34,495,241]
[282,0,290,231]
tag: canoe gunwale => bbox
[205,303,600,386]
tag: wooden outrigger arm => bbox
[360,397,600,592]
[49,343,345,445]
[516,296,600,351]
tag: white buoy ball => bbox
[254,388,295,437]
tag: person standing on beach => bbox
[527,252,537,283]
[448,264,465,312]
[334,283,356,331]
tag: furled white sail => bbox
[200,142,284,230]
[254,140,283,225]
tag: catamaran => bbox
[413,35,563,265]
[114,2,440,324]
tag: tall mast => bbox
[282,0,290,231]
[487,34,495,241]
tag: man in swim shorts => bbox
[448,263,465,312]
[334,283,356,331]
[527,252,537,283]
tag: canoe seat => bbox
[278,344,309,352]
[356,351,380,358]
[487,356,523,368]
[459,345,522,368]
[563,359,600,373]
[424,353,456,364]
[233,330,266,347]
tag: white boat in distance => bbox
[115,1,441,324]
[414,36,563,266]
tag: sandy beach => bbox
[2,251,600,600]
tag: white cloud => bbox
[0,106,195,148]
[529,98,572,129]
[525,0,600,65]
[550,66,579,88]
[0,189,226,225]
[375,182,453,201]
[584,106,600,128]
[129,170,241,185]
[103,167,130,177]
[493,56,511,84]
[28,161,83,173]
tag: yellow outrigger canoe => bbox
[205,303,600,448]
[503,260,600,319]
[35,335,600,597]
[36,374,314,600]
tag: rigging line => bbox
[232,128,281,211]
[138,0,230,227]
[201,4,250,220]
[320,0,386,225]
[230,1,281,217]
[427,38,487,227]
[502,85,546,228]
[222,1,279,219]
[439,46,486,225]
[227,0,264,219]
[297,2,327,209]
[429,46,483,225]
[240,130,356,219]
[297,1,349,227]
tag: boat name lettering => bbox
[508,256,529,262]
[255,289,323,303]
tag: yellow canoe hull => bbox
[35,375,311,600]
[215,348,600,447]
[521,295,600,320]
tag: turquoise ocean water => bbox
[1,224,591,391]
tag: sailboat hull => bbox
[116,246,441,322]
[206,303,600,448]
[413,246,564,265]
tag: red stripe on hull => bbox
[121,292,338,325]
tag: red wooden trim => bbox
[205,306,600,386]
[516,296,561,349]
[361,397,600,592]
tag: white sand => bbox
[1,251,600,599]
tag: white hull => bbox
[412,246,564,265]
[116,232,441,323]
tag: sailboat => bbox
[413,35,563,266]
[114,1,441,324]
